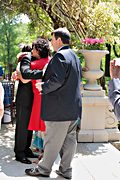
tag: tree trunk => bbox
[105,43,111,77]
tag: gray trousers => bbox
[37,120,77,176]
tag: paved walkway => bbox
[1,124,120,180]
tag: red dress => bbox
[28,57,50,131]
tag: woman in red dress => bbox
[29,51,50,153]
[28,57,50,131]
[27,39,50,152]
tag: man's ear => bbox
[58,37,62,45]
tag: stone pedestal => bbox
[77,90,120,142]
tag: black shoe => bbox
[25,168,49,177]
[26,153,39,158]
[56,170,72,179]
[16,157,32,164]
[25,148,39,158]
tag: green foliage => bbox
[26,4,53,37]
[91,2,119,44]
[0,16,18,65]
[50,0,120,47]
[0,0,119,80]
[0,14,37,74]
[0,0,53,37]
[0,0,119,48]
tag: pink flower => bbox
[99,39,104,43]
[81,38,105,50]
[81,38,104,44]
[89,38,96,45]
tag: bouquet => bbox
[81,38,105,50]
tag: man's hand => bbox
[110,59,120,79]
[11,71,18,81]
[16,70,23,80]
[36,81,44,92]
[15,70,30,83]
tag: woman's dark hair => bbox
[51,27,71,44]
[32,38,50,58]
[22,45,32,52]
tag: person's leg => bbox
[14,105,32,158]
[58,120,77,178]
[24,130,34,156]
[30,121,71,176]
[32,131,44,164]
[32,131,44,151]
[37,121,72,175]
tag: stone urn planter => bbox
[80,50,109,91]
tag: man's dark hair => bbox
[22,45,32,52]
[51,27,71,44]
[32,38,50,58]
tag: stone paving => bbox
[1,124,120,180]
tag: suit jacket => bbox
[109,78,120,121]
[16,55,43,108]
[41,45,82,121]
[20,55,43,80]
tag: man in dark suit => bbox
[23,27,82,179]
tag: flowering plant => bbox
[81,38,105,50]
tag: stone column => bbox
[77,90,120,142]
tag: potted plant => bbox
[79,38,109,90]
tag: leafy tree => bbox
[0,0,119,45]
[49,0,120,42]
[0,15,18,74]
[0,14,37,77]
[0,0,119,79]
[0,0,54,34]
